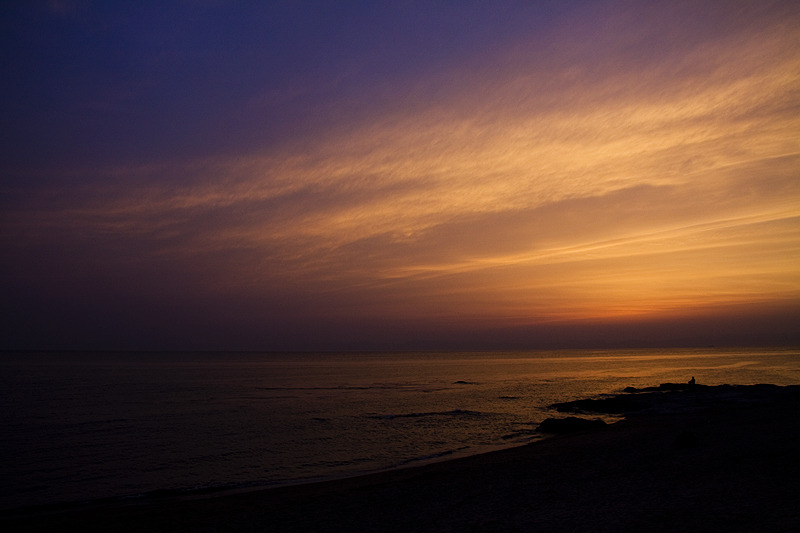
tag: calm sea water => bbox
[1,347,798,511]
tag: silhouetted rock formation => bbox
[623,382,710,393]
[550,383,799,416]
[551,395,644,414]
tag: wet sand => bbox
[4,384,798,532]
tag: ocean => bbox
[1,347,797,511]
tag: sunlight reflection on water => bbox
[0,347,797,510]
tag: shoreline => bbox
[0,432,542,517]
[4,384,798,532]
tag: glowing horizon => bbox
[2,1,798,350]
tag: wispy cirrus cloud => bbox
[2,1,798,348]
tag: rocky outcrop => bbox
[623,382,708,393]
[549,383,799,416]
[551,395,644,414]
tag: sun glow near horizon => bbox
[2,1,799,349]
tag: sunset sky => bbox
[2,1,799,351]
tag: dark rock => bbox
[551,395,644,414]
[623,383,712,394]
[550,384,800,418]
[658,382,692,391]
[536,417,607,434]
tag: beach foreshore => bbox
[4,384,798,532]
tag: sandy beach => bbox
[4,384,798,532]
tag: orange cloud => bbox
[3,1,798,347]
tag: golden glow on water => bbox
[1,348,798,508]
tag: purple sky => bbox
[2,1,799,351]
